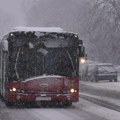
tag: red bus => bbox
[0,27,85,107]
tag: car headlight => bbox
[80,57,86,64]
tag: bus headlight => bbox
[10,87,16,92]
[12,87,16,91]
[70,88,75,93]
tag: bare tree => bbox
[84,0,120,64]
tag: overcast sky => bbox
[0,0,26,26]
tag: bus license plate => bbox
[36,97,51,101]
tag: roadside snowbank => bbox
[80,76,120,99]
[80,80,120,92]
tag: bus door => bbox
[1,40,8,97]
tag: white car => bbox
[86,63,118,82]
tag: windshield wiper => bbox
[66,50,76,76]
[15,48,21,80]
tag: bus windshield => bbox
[8,32,79,81]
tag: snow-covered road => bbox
[0,98,120,120]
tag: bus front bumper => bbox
[6,92,79,103]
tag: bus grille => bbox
[16,90,70,94]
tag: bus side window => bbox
[2,40,8,52]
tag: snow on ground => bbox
[81,81,120,92]
[82,98,120,120]
[81,74,120,92]
[80,74,120,108]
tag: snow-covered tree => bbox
[82,0,120,64]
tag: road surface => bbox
[0,98,120,120]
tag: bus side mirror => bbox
[78,39,84,57]
[81,46,85,57]
[2,40,8,52]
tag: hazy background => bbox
[0,0,120,65]
[0,0,26,33]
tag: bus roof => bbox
[11,26,66,33]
